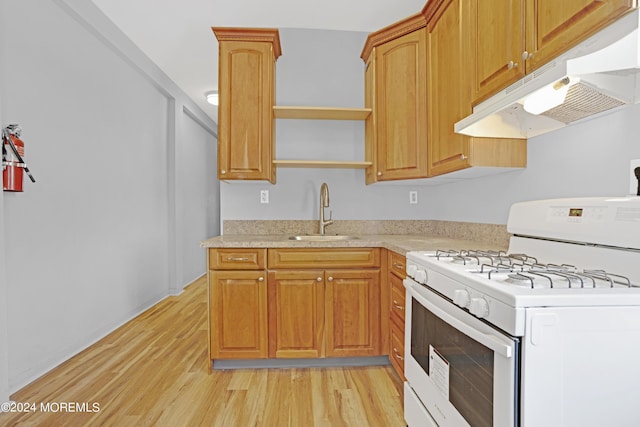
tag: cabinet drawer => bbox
[388,251,406,279]
[390,274,406,323]
[209,248,267,270]
[268,248,380,269]
[390,318,405,379]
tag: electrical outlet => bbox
[409,191,418,204]
[631,159,640,196]
[260,190,269,204]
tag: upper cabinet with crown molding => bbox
[470,0,636,104]
[361,14,429,184]
[213,27,280,183]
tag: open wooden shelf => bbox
[273,106,372,120]
[273,160,372,169]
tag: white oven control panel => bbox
[508,196,640,249]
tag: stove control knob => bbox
[453,289,471,308]
[406,263,418,277]
[469,298,490,318]
[414,269,428,284]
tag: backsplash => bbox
[223,220,511,248]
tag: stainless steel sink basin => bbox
[289,234,360,241]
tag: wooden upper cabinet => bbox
[213,28,281,183]
[471,0,635,103]
[526,0,635,70]
[425,0,471,176]
[361,14,428,183]
[470,0,526,103]
[425,0,527,177]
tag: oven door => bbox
[404,277,520,427]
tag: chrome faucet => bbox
[319,182,333,235]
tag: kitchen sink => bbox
[289,234,360,241]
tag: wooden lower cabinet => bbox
[267,248,382,359]
[209,247,383,364]
[325,269,381,357]
[388,251,406,380]
[268,268,382,358]
[268,270,325,358]
[209,269,268,359]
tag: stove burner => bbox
[432,249,634,289]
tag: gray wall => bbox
[219,27,640,229]
[0,0,218,393]
[0,0,9,401]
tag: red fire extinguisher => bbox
[2,124,36,192]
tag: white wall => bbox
[0,0,9,403]
[176,110,219,285]
[220,28,640,228]
[0,0,218,393]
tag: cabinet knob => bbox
[258,277,264,282]
[521,51,533,61]
[317,277,322,282]
[393,348,404,361]
[460,154,468,160]
[327,276,334,282]
[220,170,226,175]
[377,171,382,176]
[507,60,518,70]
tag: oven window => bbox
[412,298,494,427]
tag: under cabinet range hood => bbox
[456,9,640,139]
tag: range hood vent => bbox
[541,82,626,124]
[456,9,640,139]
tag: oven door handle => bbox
[407,281,514,358]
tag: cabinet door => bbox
[216,36,276,182]
[471,0,526,103]
[426,0,472,177]
[268,270,325,358]
[209,270,268,359]
[373,29,428,181]
[325,269,381,357]
[525,0,635,71]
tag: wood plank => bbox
[273,106,372,120]
[273,160,372,169]
[0,275,404,426]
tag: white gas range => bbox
[403,197,640,427]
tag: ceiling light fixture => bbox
[205,90,219,106]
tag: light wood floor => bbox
[0,276,405,426]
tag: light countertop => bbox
[200,234,508,255]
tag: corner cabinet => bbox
[471,0,635,104]
[424,0,527,177]
[212,28,281,183]
[361,14,428,184]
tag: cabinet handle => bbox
[393,263,404,269]
[460,154,468,160]
[393,301,404,311]
[393,348,404,361]
[522,51,533,61]
[507,60,518,70]
[317,277,323,282]
[226,257,249,261]
[327,276,334,282]
[258,277,264,282]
